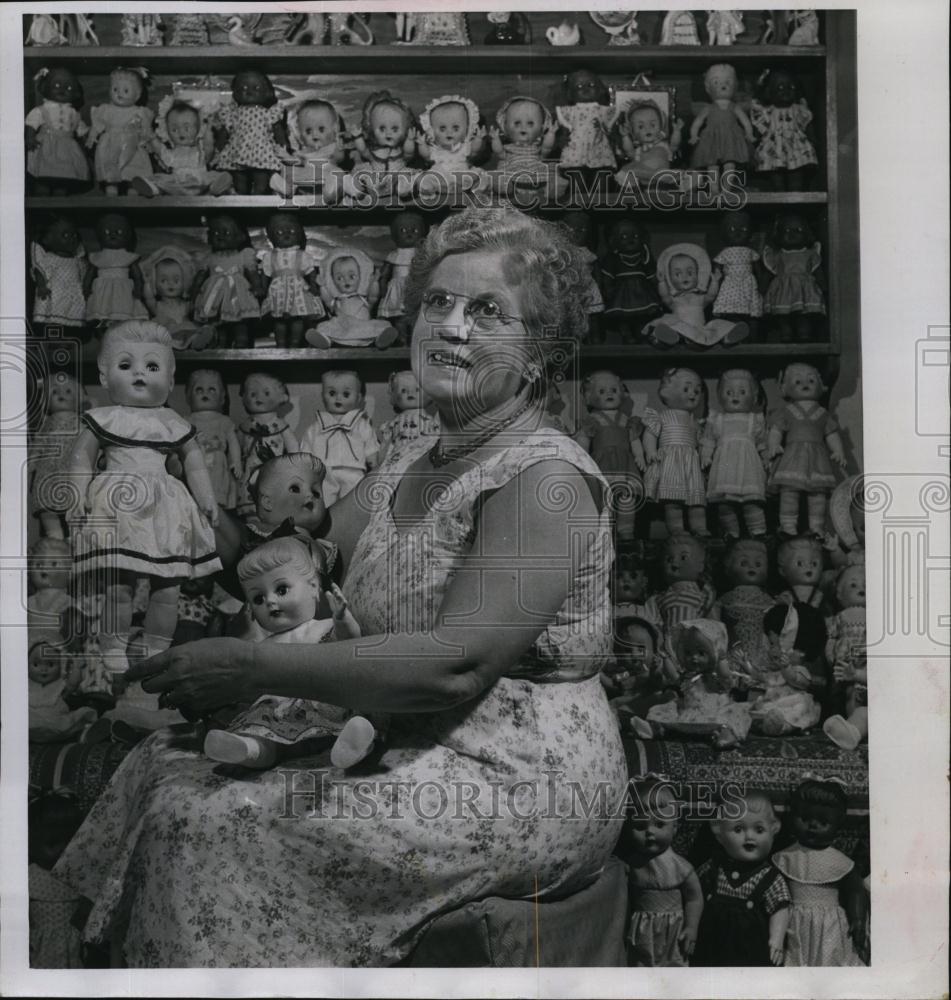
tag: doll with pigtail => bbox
[25,67,90,196]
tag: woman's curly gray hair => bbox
[403,207,590,362]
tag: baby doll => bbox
[701,368,768,537]
[378,212,428,341]
[192,213,263,349]
[83,213,148,325]
[751,70,818,191]
[417,94,487,195]
[556,69,618,175]
[27,538,74,632]
[28,629,97,741]
[776,534,826,608]
[25,67,89,196]
[348,91,418,200]
[763,214,826,342]
[715,538,774,674]
[643,367,709,536]
[559,211,604,340]
[599,219,661,343]
[378,370,440,464]
[606,614,662,704]
[639,618,752,748]
[644,244,749,348]
[693,792,791,966]
[613,547,659,626]
[31,216,87,336]
[306,248,399,349]
[277,99,347,203]
[133,98,232,197]
[772,778,867,966]
[30,373,86,540]
[822,564,867,750]
[299,370,380,504]
[625,777,703,967]
[645,534,717,637]
[86,66,153,196]
[212,70,292,195]
[203,536,377,771]
[140,245,214,351]
[706,9,745,45]
[660,11,701,45]
[768,363,845,536]
[185,368,242,511]
[573,370,645,542]
[259,212,323,348]
[235,372,298,515]
[69,322,220,673]
[615,100,684,186]
[688,64,754,179]
[490,95,558,193]
[712,211,762,338]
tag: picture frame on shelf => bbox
[611,75,678,140]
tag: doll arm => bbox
[767,420,785,459]
[226,424,242,479]
[688,106,709,145]
[841,868,870,962]
[733,104,756,144]
[700,415,718,468]
[488,127,504,157]
[24,120,40,151]
[68,427,101,514]
[703,270,721,305]
[360,418,381,470]
[670,118,685,156]
[415,135,432,159]
[402,127,417,159]
[280,426,298,453]
[630,433,647,474]
[572,421,592,453]
[679,868,704,957]
[825,427,847,469]
[326,583,362,640]
[82,260,97,300]
[30,246,51,300]
[85,106,105,147]
[768,906,790,966]
[657,273,675,309]
[540,122,558,158]
[469,128,486,160]
[129,261,145,303]
[180,437,218,526]
[619,131,636,160]
[642,425,659,464]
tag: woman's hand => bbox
[127,638,260,714]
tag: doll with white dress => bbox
[69,322,220,674]
[306,248,399,349]
[275,99,346,203]
[660,11,701,45]
[763,214,826,342]
[688,64,754,179]
[185,368,242,511]
[378,371,440,464]
[378,212,427,341]
[83,213,148,325]
[751,71,818,191]
[559,211,604,341]
[86,67,154,196]
[347,91,418,200]
[490,96,559,195]
[822,564,868,750]
[259,212,324,348]
[27,538,74,629]
[25,67,90,196]
[235,372,298,516]
[31,216,87,336]
[556,69,618,175]
[417,94,487,196]
[140,245,214,351]
[643,367,709,536]
[706,10,744,45]
[299,371,380,504]
[712,211,762,338]
[701,368,768,537]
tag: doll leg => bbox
[273,318,289,349]
[742,501,768,537]
[717,502,741,539]
[103,182,120,197]
[823,708,866,750]
[806,492,828,537]
[663,502,686,535]
[586,313,603,344]
[786,168,806,192]
[288,319,306,349]
[794,314,814,342]
[775,317,794,343]
[32,179,52,197]
[250,169,272,195]
[204,730,279,768]
[778,489,801,535]
[687,504,709,537]
[141,578,181,655]
[231,323,252,349]
[231,170,250,195]
[99,570,136,675]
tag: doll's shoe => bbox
[305,329,333,349]
[330,716,377,770]
[723,321,750,345]
[823,714,863,751]
[130,176,156,197]
[374,326,399,349]
[630,716,655,740]
[209,173,233,196]
[204,729,275,768]
[648,323,681,347]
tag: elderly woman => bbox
[53,207,628,967]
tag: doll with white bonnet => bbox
[275,98,346,203]
[417,94,487,195]
[491,95,559,193]
[688,64,754,178]
[25,67,90,196]
[185,368,242,511]
[28,629,97,741]
[305,247,399,349]
[822,564,867,750]
[235,372,298,516]
[141,245,214,351]
[86,66,154,196]
[347,91,418,199]
[378,371,440,464]
[643,244,749,348]
[27,537,74,630]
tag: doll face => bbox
[297,104,337,150]
[97,215,132,250]
[767,71,798,108]
[154,260,185,300]
[100,340,172,408]
[430,102,468,150]
[615,622,655,678]
[726,542,768,586]
[110,72,142,108]
[233,72,271,107]
[28,643,64,686]
[503,100,544,143]
[245,565,318,633]
[322,372,363,415]
[714,800,778,862]
[44,69,79,105]
[792,800,840,849]
[836,566,866,608]
[29,550,71,593]
[568,70,599,103]
[241,374,286,415]
[678,630,716,675]
[705,67,737,100]
[391,213,426,249]
[256,459,326,531]
[660,370,703,412]
[616,566,648,603]
[46,372,79,414]
[390,372,422,411]
[585,372,623,412]
[778,216,810,251]
[188,371,226,413]
[779,541,823,586]
[267,214,303,250]
[628,107,663,145]
[370,103,407,149]
[41,218,81,257]
[782,364,822,401]
[628,789,677,859]
[721,212,753,246]
[609,221,645,253]
[208,216,245,253]
[166,107,200,147]
[664,539,704,583]
[331,257,361,295]
[668,254,699,292]
[718,374,756,413]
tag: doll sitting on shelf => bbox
[614,100,684,188]
[140,245,215,351]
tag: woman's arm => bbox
[133,459,601,714]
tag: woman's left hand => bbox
[126,638,260,714]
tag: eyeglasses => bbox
[420,289,524,332]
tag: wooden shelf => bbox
[22,43,826,75]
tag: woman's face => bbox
[411,250,536,420]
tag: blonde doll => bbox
[203,536,377,771]
[347,91,418,199]
[490,96,558,191]
[86,67,154,196]
[276,98,346,202]
[767,363,845,536]
[140,245,214,351]
[69,322,220,672]
[235,372,298,515]
[701,368,768,537]
[417,94,487,194]
[185,368,242,511]
[688,64,754,176]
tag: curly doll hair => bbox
[97,321,175,377]
[766,211,816,249]
[265,211,306,249]
[657,366,708,417]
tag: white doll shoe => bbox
[722,321,750,345]
[204,729,275,768]
[330,715,377,769]
[630,716,655,740]
[823,714,862,751]
[304,328,333,349]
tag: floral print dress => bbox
[53,430,627,967]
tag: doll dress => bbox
[85,249,148,323]
[556,103,617,169]
[261,248,323,318]
[213,103,287,172]
[315,294,394,347]
[600,250,660,318]
[772,844,865,966]
[28,864,84,969]
[645,290,739,347]
[763,245,825,314]
[235,413,293,514]
[646,581,717,633]
[498,141,548,183]
[152,145,230,195]
[717,586,774,671]
[25,101,89,180]
[71,406,222,580]
[643,407,705,505]
[751,101,818,172]
[704,411,768,502]
[31,410,84,516]
[31,245,86,325]
[647,673,753,741]
[713,246,762,316]
[378,247,416,317]
[190,410,239,509]
[768,401,838,491]
[299,408,380,501]
[379,409,440,457]
[90,104,154,184]
[627,847,694,967]
[580,412,643,480]
[690,104,750,168]
[576,247,605,313]
[194,248,261,323]
[750,678,820,732]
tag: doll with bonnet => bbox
[347,91,418,200]
[274,98,347,203]
[417,94,488,195]
[141,245,215,350]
